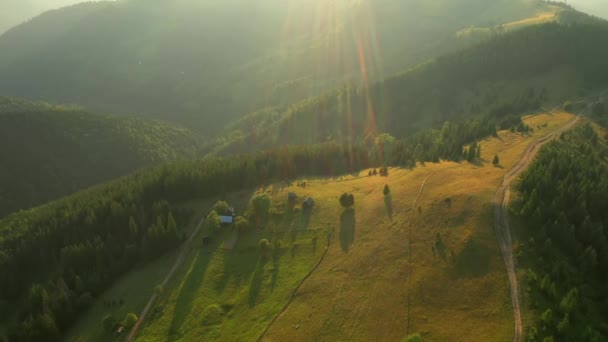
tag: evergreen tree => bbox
[493,154,500,166]
[383,185,391,196]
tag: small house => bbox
[219,215,234,225]
[302,197,315,208]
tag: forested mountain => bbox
[209,19,608,155]
[0,0,561,132]
[0,0,89,35]
[0,97,201,217]
[516,124,608,340]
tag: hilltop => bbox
[0,97,201,217]
[0,0,563,132]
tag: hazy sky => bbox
[564,0,608,19]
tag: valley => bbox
[1,1,608,341]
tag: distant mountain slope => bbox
[0,0,560,132]
[0,0,90,34]
[0,97,201,217]
[209,18,608,155]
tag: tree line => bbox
[516,124,608,341]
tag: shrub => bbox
[259,239,270,257]
[201,304,224,326]
[235,216,249,233]
[212,201,230,215]
[204,211,221,234]
[122,313,138,329]
[339,193,355,208]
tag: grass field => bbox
[261,110,575,342]
[67,110,575,342]
[128,188,327,342]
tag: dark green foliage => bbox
[102,314,116,334]
[383,185,391,196]
[493,154,500,166]
[258,239,270,258]
[339,193,355,208]
[516,125,608,341]
[204,212,221,234]
[121,313,137,329]
[212,201,230,216]
[0,100,201,217]
[235,216,249,234]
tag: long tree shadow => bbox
[168,237,221,340]
[339,208,356,252]
[384,194,393,220]
[291,207,312,242]
[248,256,268,307]
[214,244,258,294]
[271,243,286,292]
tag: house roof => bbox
[219,215,234,224]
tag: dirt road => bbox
[125,215,206,342]
[494,115,580,342]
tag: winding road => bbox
[493,114,580,342]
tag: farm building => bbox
[219,215,234,225]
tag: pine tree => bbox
[493,154,500,166]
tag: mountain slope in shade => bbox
[0,97,201,217]
[0,0,560,132]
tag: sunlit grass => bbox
[262,111,575,341]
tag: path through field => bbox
[493,114,580,342]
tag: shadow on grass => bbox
[248,256,268,307]
[434,233,447,261]
[291,208,311,242]
[339,208,356,252]
[384,194,393,220]
[454,238,491,277]
[271,244,286,292]
[168,238,221,339]
[214,244,258,294]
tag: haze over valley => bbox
[1,1,608,341]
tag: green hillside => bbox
[209,18,608,155]
[0,97,201,217]
[0,0,559,132]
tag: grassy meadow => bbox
[262,110,575,341]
